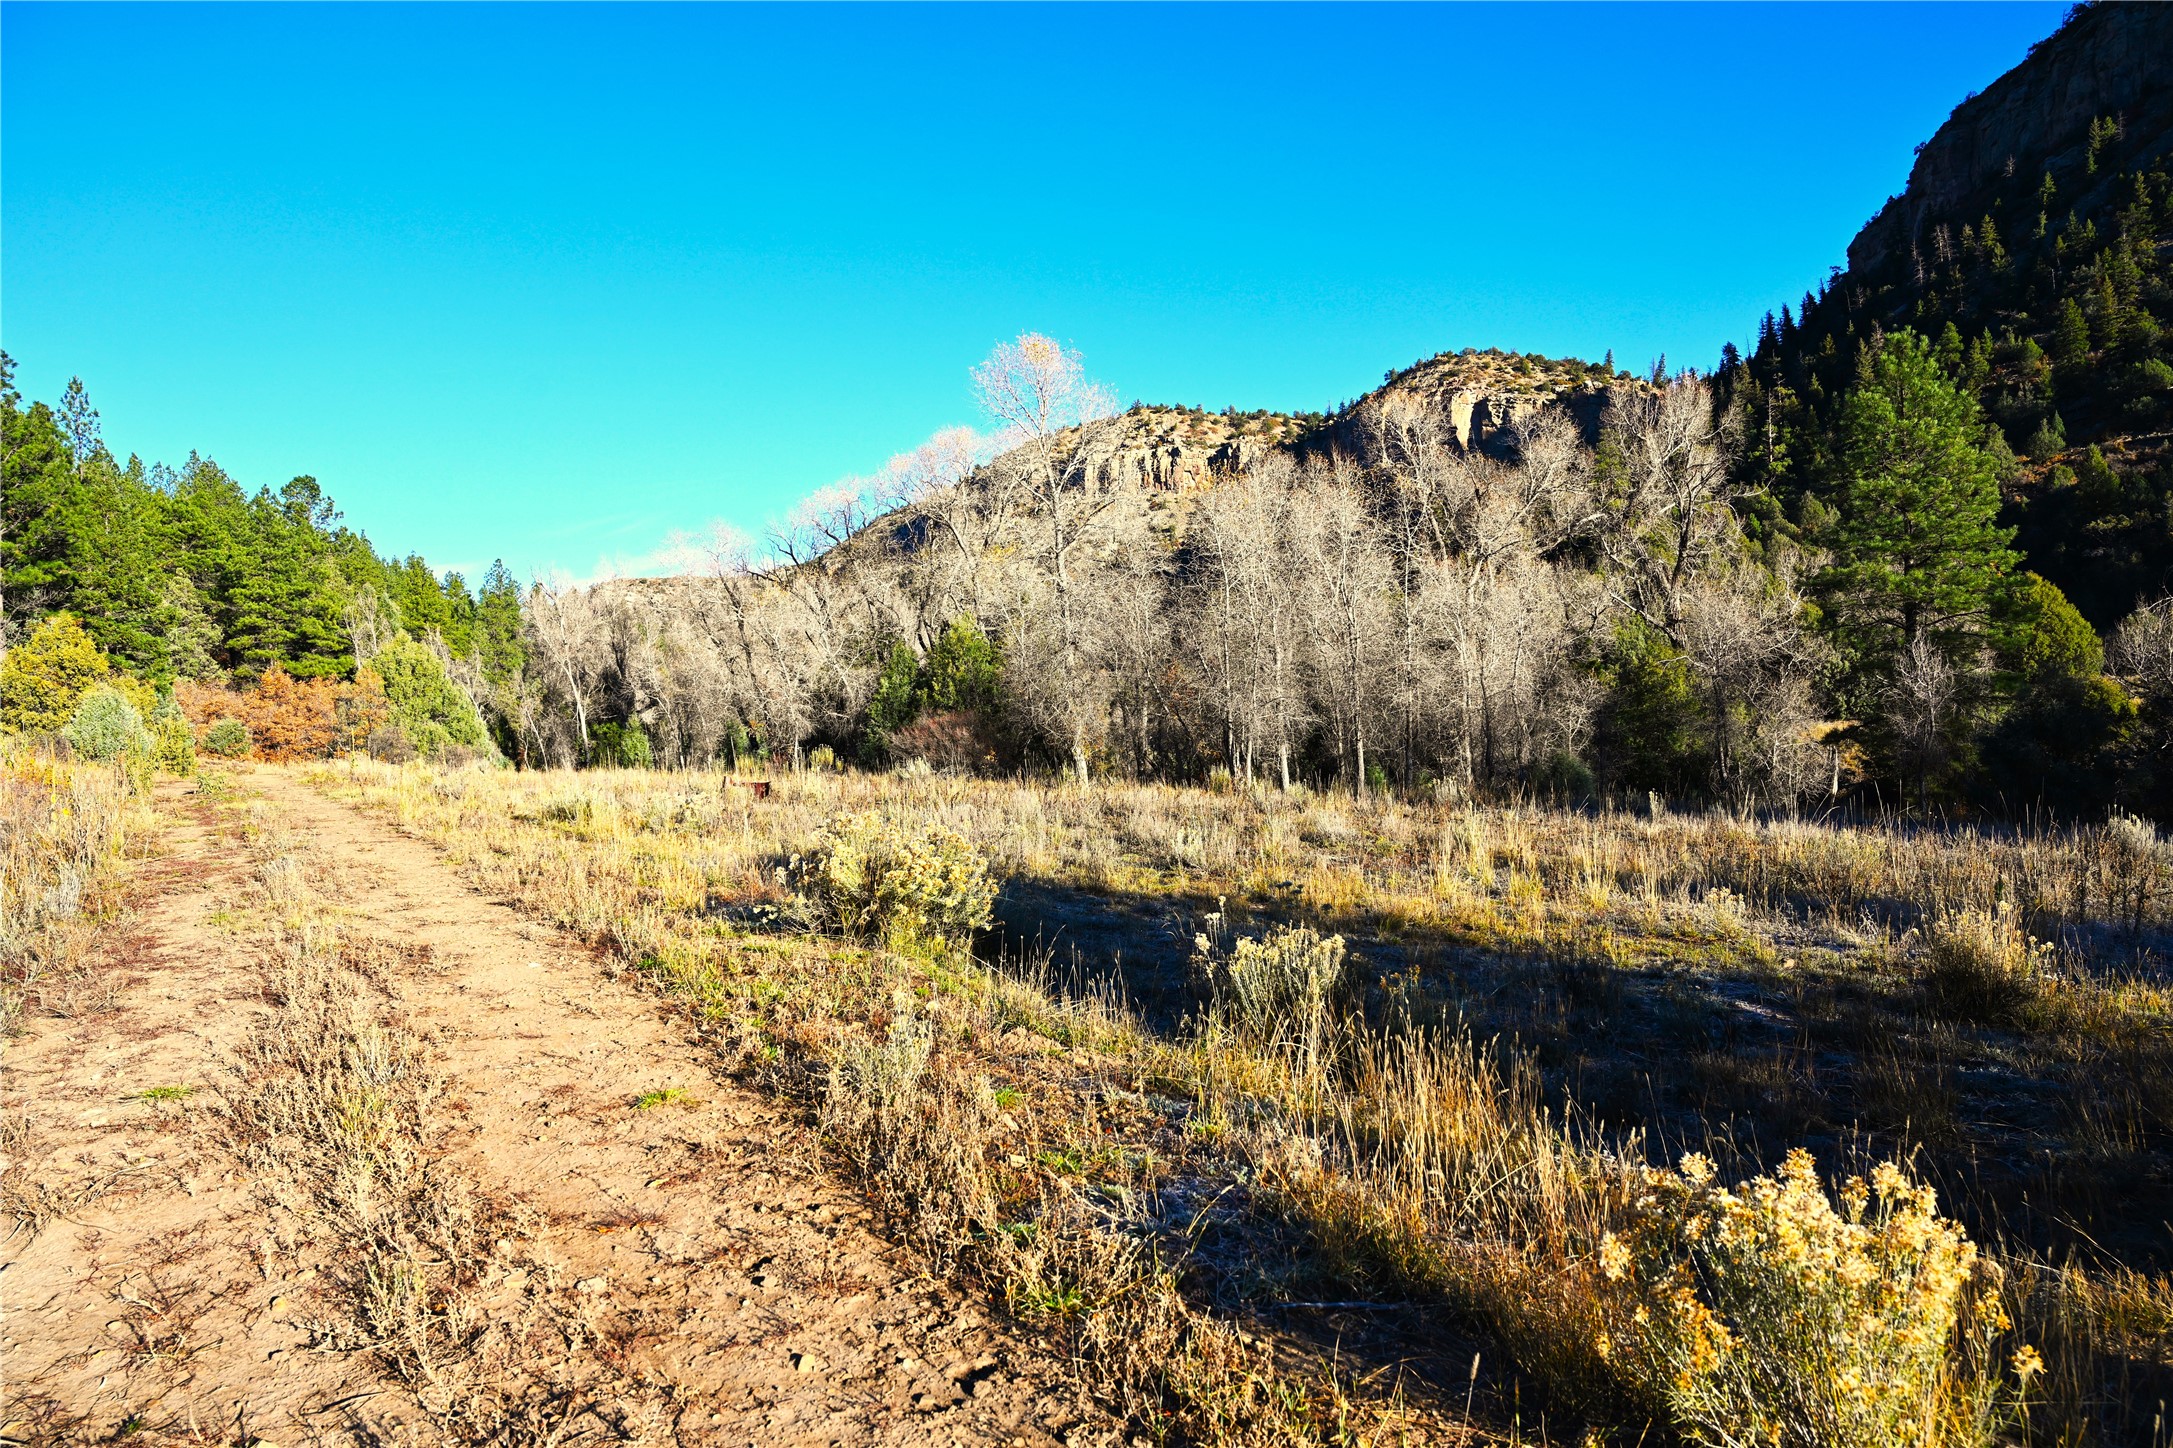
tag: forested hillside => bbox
[0,354,525,757]
[1720,0,2173,628]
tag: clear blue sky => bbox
[3,1,2064,582]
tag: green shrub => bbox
[590,718,653,769]
[203,717,251,758]
[918,617,1002,712]
[793,810,995,948]
[64,684,152,763]
[1599,1150,2016,1448]
[1534,749,1597,801]
[149,691,196,775]
[1,614,110,734]
[367,633,488,758]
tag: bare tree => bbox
[2111,595,2173,703]
[971,333,1117,783]
[1289,458,1391,794]
[343,584,396,671]
[525,577,603,765]
[1891,632,1962,812]
[1589,378,1741,642]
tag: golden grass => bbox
[0,741,155,1033]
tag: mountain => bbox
[1724,0,2173,626]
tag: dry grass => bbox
[0,741,153,1033]
[218,815,660,1442]
[305,758,2173,1445]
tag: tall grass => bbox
[1,742,152,1032]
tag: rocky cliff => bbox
[1060,405,1305,493]
[1340,349,1631,456]
[1035,350,1637,503]
[1848,1,2173,276]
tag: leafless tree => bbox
[2111,595,2173,703]
[1891,632,1962,812]
[971,333,1118,783]
[1289,459,1391,794]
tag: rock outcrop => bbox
[1057,406,1306,493]
[1847,2,2173,276]
[1354,352,1629,456]
[1035,352,1640,502]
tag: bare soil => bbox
[3,768,1115,1446]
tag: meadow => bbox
[284,756,2173,1446]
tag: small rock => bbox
[791,1351,823,1374]
[267,1295,289,1318]
[574,1276,608,1293]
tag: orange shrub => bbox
[243,666,339,761]
[175,679,249,734]
[172,668,398,762]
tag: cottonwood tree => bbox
[1590,379,1743,642]
[1098,520,1178,778]
[524,577,604,766]
[971,333,1117,783]
[1289,458,1392,794]
[888,426,999,629]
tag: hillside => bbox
[1726,0,2173,625]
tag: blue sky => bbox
[3,1,2064,582]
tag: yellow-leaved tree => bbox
[1,614,111,733]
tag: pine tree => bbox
[1819,329,2020,675]
[58,377,102,462]
[225,484,349,679]
[2052,296,2091,370]
[474,561,526,685]
[0,355,82,649]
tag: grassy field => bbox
[302,757,2172,1445]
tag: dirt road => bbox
[3,768,1112,1446]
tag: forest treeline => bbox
[0,355,524,761]
[8,314,2173,823]
[1726,85,2173,631]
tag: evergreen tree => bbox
[58,376,102,462]
[1,354,82,647]
[475,561,526,685]
[2051,296,2093,378]
[1818,329,2020,680]
[225,481,351,678]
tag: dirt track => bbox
[3,768,1112,1446]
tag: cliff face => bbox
[1347,351,1631,457]
[1041,351,1639,503]
[1061,406,1303,493]
[1848,2,2173,276]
